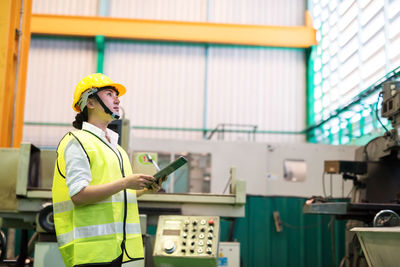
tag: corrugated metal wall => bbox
[104,41,206,140]
[32,0,97,15]
[23,37,96,146]
[24,0,307,145]
[206,47,305,142]
[208,0,304,25]
[109,0,206,21]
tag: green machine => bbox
[153,215,220,267]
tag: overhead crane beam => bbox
[31,13,317,48]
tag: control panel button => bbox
[183,233,187,238]
[208,226,214,233]
[208,218,214,225]
[206,247,212,254]
[192,219,198,226]
[198,248,204,254]
[208,233,213,240]
[199,233,205,239]
[200,219,206,225]
[182,241,186,246]
[191,241,195,246]
[190,248,195,254]
[181,249,186,253]
[207,240,212,247]
[200,228,205,232]
[184,219,190,225]
[198,240,204,246]
[191,234,196,239]
[163,240,176,254]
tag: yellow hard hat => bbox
[72,73,126,112]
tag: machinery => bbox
[0,122,246,266]
[303,80,400,267]
[153,215,220,267]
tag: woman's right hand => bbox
[125,174,155,190]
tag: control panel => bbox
[153,215,220,267]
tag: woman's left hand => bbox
[146,175,167,193]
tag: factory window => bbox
[308,0,400,145]
[283,159,307,182]
[156,152,211,194]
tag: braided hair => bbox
[72,107,88,129]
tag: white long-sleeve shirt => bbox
[64,122,121,197]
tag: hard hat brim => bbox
[109,83,126,97]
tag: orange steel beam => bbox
[0,0,19,147]
[0,0,32,147]
[31,14,317,48]
[12,0,32,147]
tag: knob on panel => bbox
[163,240,176,254]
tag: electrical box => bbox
[153,215,220,267]
[218,242,240,267]
[324,160,367,174]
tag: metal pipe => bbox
[24,121,305,135]
[6,228,15,259]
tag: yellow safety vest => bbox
[52,130,144,267]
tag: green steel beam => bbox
[306,46,317,142]
[95,0,108,73]
[95,35,105,73]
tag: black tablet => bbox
[149,156,188,186]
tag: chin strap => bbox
[93,94,120,120]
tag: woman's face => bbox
[97,88,120,114]
[87,88,120,122]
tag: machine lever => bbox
[146,154,161,171]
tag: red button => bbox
[208,218,214,225]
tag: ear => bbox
[86,98,96,109]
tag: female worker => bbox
[52,73,161,267]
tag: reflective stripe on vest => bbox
[57,222,141,246]
[53,191,138,214]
